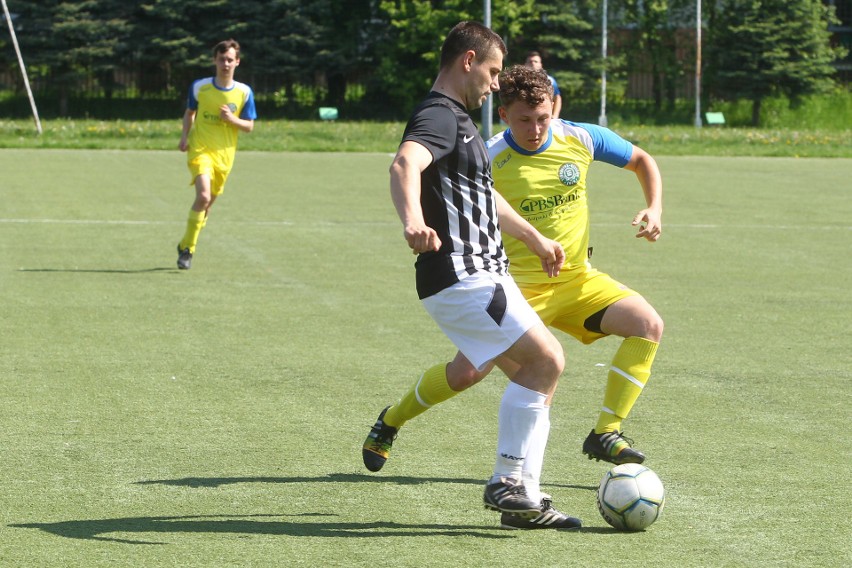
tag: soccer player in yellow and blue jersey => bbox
[362,64,664,497]
[176,39,256,269]
[488,64,664,465]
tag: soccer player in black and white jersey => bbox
[363,21,582,530]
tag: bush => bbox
[2,88,850,128]
[704,88,852,129]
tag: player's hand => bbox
[219,104,235,123]
[178,139,189,152]
[403,224,442,254]
[632,208,662,242]
[534,238,565,278]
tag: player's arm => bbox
[219,106,254,133]
[552,94,562,119]
[389,141,441,254]
[178,108,195,152]
[494,191,565,278]
[623,146,663,241]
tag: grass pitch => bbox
[1,150,850,567]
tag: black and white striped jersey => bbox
[401,92,509,299]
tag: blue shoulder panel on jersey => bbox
[237,82,258,120]
[186,77,213,110]
[549,75,560,96]
[566,121,633,167]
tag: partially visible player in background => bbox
[525,51,561,119]
[176,39,256,270]
[489,64,664,465]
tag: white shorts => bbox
[422,272,541,371]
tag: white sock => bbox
[521,405,551,505]
[492,381,548,482]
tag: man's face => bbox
[214,47,240,77]
[498,100,552,152]
[464,47,503,110]
[525,55,543,70]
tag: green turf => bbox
[1,150,850,567]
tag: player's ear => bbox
[462,50,476,71]
[498,106,508,122]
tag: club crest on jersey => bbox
[227,102,238,113]
[558,163,581,186]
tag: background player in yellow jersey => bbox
[176,39,257,269]
[488,64,664,465]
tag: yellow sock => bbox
[595,337,659,434]
[383,363,459,429]
[179,209,206,254]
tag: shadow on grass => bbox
[11,475,599,543]
[135,472,483,488]
[133,472,597,493]
[10,513,513,544]
[18,267,177,274]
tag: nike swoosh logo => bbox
[463,135,475,143]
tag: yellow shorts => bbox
[518,269,638,344]
[188,152,232,196]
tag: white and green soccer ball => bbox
[597,463,665,531]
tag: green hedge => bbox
[2,89,850,129]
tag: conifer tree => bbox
[707,0,844,125]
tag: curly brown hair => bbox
[498,65,553,108]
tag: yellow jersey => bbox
[486,120,633,284]
[186,77,257,168]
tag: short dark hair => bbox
[498,65,554,108]
[526,51,541,60]
[213,39,240,58]
[439,21,506,69]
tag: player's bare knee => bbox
[450,368,486,391]
[446,361,488,391]
[643,312,664,342]
[193,196,212,210]
[536,343,565,382]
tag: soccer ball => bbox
[597,463,665,531]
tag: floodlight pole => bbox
[599,0,608,127]
[482,0,493,140]
[2,0,42,134]
[694,0,703,128]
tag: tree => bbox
[371,0,563,117]
[12,0,130,115]
[136,0,236,93]
[372,0,478,115]
[513,0,604,117]
[622,0,695,111]
[706,0,844,125]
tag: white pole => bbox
[482,0,493,140]
[2,0,42,134]
[599,0,608,127]
[694,0,702,127]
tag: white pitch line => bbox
[0,218,385,227]
[0,218,170,225]
[1,218,849,231]
[594,222,851,231]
